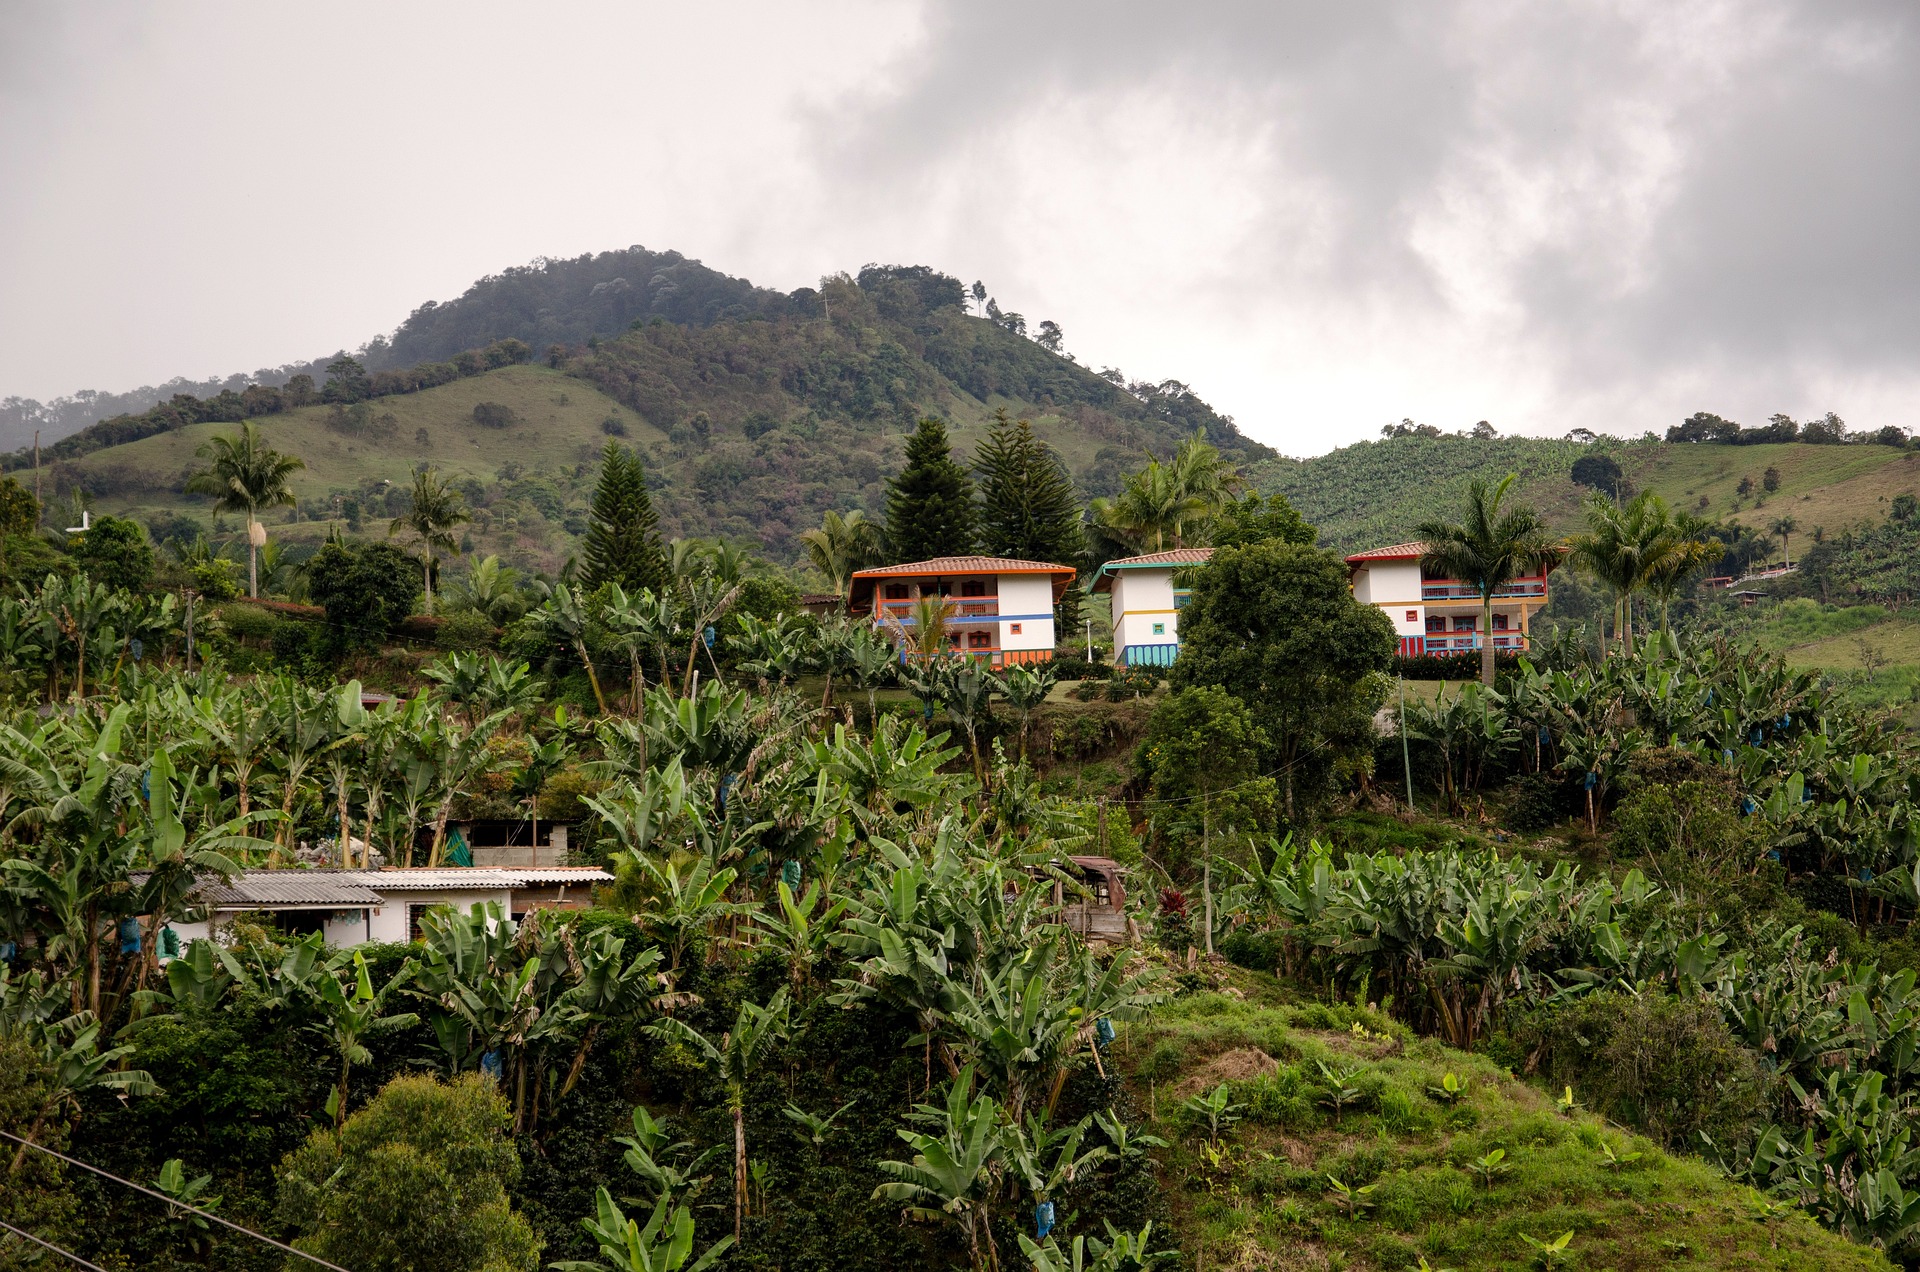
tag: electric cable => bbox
[0,1218,111,1272]
[0,1130,352,1272]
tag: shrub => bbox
[1518,991,1771,1150]
[68,515,154,591]
[471,402,521,429]
[275,1073,539,1272]
[307,538,421,649]
[436,610,497,651]
[1391,649,1523,681]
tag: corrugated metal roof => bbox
[350,869,521,890]
[1345,540,1429,563]
[194,873,385,907]
[851,556,1076,578]
[504,868,615,884]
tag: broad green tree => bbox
[275,1073,540,1272]
[390,465,471,611]
[1417,474,1561,684]
[67,516,154,592]
[885,418,975,562]
[582,442,668,595]
[183,420,304,597]
[1171,542,1396,820]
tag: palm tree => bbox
[183,421,304,597]
[1417,474,1560,685]
[1643,512,1727,635]
[1567,491,1685,651]
[1769,514,1799,568]
[1167,427,1244,513]
[1089,462,1207,552]
[799,510,883,607]
[390,465,470,611]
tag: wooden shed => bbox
[1050,856,1135,944]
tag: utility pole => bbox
[32,430,40,514]
[1399,675,1415,811]
[1201,792,1214,958]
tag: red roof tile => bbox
[1100,548,1215,568]
[851,556,1077,578]
[1344,540,1428,563]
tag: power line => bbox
[0,1131,352,1272]
[0,1218,110,1272]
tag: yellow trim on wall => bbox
[1119,608,1179,617]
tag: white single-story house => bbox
[156,866,612,948]
[848,555,1077,665]
[1090,548,1213,668]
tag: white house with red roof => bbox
[848,556,1077,665]
[1344,541,1556,657]
[1090,548,1214,667]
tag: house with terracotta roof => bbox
[848,556,1077,665]
[1344,541,1557,656]
[1091,548,1214,667]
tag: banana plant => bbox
[752,879,846,997]
[616,1104,722,1208]
[648,987,791,1242]
[551,1187,734,1272]
[308,948,418,1133]
[873,1064,1007,1272]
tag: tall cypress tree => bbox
[580,441,667,593]
[885,417,976,561]
[974,409,1087,633]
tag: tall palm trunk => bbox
[1479,591,1495,686]
[733,1103,747,1241]
[247,517,259,599]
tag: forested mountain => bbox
[40,262,1268,564]
[367,247,793,369]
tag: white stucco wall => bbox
[366,890,514,944]
[997,575,1056,651]
[1111,569,1180,652]
[1356,562,1422,605]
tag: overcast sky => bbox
[3,1,1916,454]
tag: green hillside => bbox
[1135,970,1886,1271]
[1254,433,1920,553]
[46,265,1268,570]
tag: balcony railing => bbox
[1422,633,1530,652]
[1420,580,1548,602]
[877,599,1000,620]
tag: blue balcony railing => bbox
[1421,580,1548,602]
[1421,633,1530,652]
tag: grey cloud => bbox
[836,0,1920,426]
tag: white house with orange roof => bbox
[1090,548,1214,667]
[848,556,1076,664]
[1344,540,1557,656]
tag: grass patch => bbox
[1121,968,1891,1270]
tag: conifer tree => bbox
[974,409,1087,632]
[884,418,975,562]
[580,442,667,593]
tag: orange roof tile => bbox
[1344,540,1428,563]
[851,556,1077,578]
[1100,548,1215,568]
